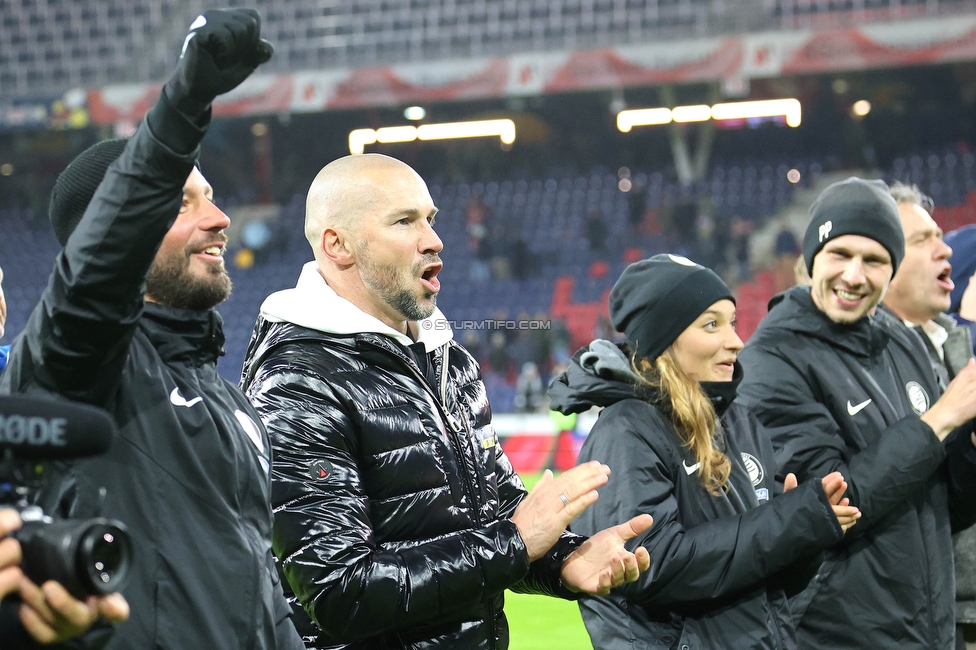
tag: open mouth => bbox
[420,262,442,293]
[195,243,225,262]
[937,266,954,292]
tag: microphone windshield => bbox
[0,395,116,460]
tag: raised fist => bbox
[165,8,274,116]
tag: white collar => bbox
[903,317,949,361]
[260,261,454,353]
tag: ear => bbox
[320,227,355,266]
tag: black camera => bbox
[13,507,131,599]
[0,394,133,599]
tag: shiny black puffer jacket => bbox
[241,318,583,650]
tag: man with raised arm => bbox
[1,9,303,649]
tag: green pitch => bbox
[505,471,593,650]
[505,590,592,649]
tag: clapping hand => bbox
[510,463,653,595]
[559,514,653,596]
[784,471,860,533]
[511,462,611,562]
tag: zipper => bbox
[435,345,488,528]
[439,345,465,433]
[360,336,483,527]
[360,335,497,646]
[438,345,497,648]
[919,488,938,646]
[767,590,786,649]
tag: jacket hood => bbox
[260,261,453,353]
[549,339,642,414]
[548,338,743,417]
[758,285,890,358]
[140,302,224,365]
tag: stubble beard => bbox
[358,243,437,322]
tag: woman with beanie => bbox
[549,254,860,650]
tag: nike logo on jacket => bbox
[847,398,872,416]
[170,387,203,408]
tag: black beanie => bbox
[48,138,129,246]
[802,177,904,276]
[609,254,735,362]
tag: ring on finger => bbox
[559,493,570,507]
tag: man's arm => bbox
[19,115,199,404]
[469,388,651,600]
[737,346,946,536]
[492,444,585,599]
[6,9,271,404]
[943,424,976,532]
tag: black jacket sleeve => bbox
[943,424,976,533]
[736,346,946,539]
[494,444,585,600]
[247,365,536,644]
[5,93,204,405]
[574,403,843,608]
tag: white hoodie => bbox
[260,261,454,353]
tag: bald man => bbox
[241,154,652,650]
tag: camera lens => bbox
[15,516,132,599]
[91,533,121,575]
[78,521,131,593]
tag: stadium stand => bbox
[4,0,975,99]
[0,154,822,393]
[3,148,976,417]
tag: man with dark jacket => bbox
[0,9,303,650]
[881,182,976,650]
[241,153,653,650]
[738,177,976,649]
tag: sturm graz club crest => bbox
[740,452,764,486]
[905,381,929,415]
[741,452,768,502]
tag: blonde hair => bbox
[636,351,731,496]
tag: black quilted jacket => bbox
[241,275,583,649]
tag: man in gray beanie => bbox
[738,176,976,649]
[1,8,304,650]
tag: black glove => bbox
[164,8,274,118]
